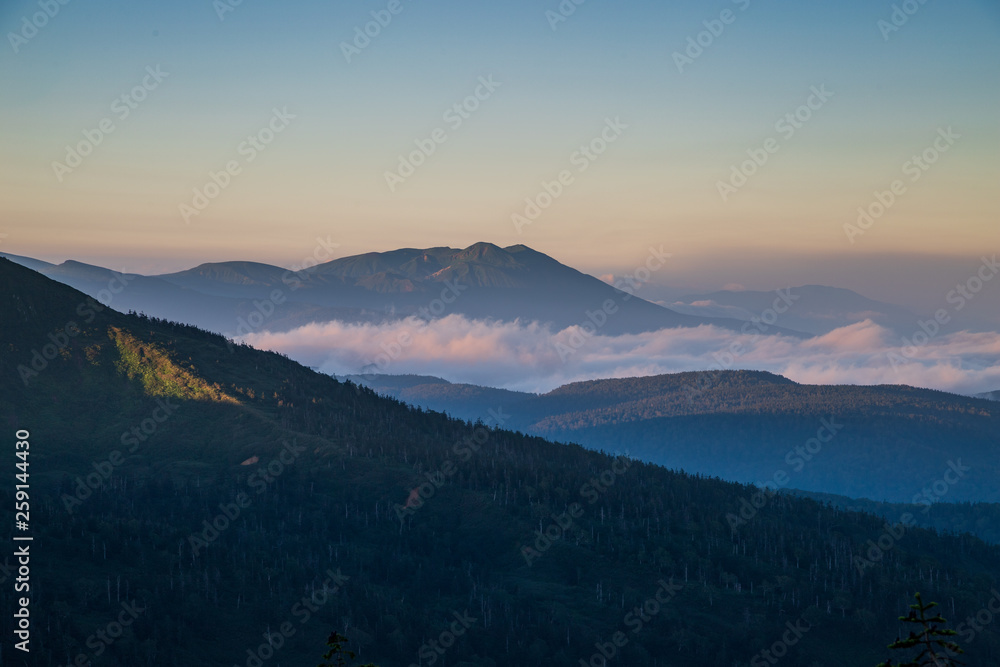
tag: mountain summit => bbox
[5,244,798,337]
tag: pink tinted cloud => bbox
[243,316,1000,395]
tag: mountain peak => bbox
[544,369,798,399]
[3,246,805,337]
[453,242,515,265]
[162,260,287,286]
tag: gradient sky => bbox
[1,0,998,301]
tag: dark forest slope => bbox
[2,257,999,666]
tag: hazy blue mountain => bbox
[669,284,918,334]
[0,251,55,272]
[977,390,1000,401]
[348,370,1000,504]
[155,260,297,296]
[786,488,1000,545]
[6,244,809,337]
[342,373,534,418]
[0,253,385,335]
[159,242,795,336]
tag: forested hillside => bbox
[788,489,1000,545]
[351,371,1000,504]
[2,257,1000,666]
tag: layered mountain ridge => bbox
[4,256,1000,665]
[347,370,1000,504]
[1,244,806,337]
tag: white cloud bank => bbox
[242,316,1000,396]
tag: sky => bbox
[1,0,998,302]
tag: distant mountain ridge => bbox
[341,373,534,416]
[785,488,1000,545]
[348,370,1000,503]
[669,284,919,335]
[2,243,804,337]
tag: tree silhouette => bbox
[317,631,378,667]
[877,592,964,666]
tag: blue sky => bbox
[0,0,997,301]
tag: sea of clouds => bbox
[242,315,1000,396]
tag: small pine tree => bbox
[877,592,964,666]
[316,631,378,667]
